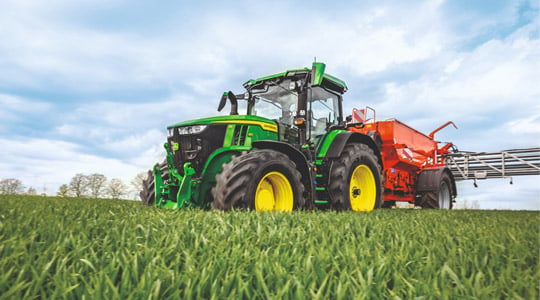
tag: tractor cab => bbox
[221,62,348,152]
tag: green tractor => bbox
[140,62,383,211]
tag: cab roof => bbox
[243,66,348,94]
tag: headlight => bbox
[177,125,207,135]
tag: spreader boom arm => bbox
[445,148,540,184]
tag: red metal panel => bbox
[349,115,449,204]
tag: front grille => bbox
[168,124,227,176]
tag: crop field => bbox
[0,195,538,299]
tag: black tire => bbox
[418,173,454,209]
[139,161,168,206]
[328,143,383,211]
[211,150,305,211]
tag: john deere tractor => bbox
[140,62,383,211]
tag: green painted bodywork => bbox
[155,114,280,209]
[309,130,348,206]
[152,62,349,209]
[167,114,278,131]
[316,129,347,159]
[243,63,347,92]
[311,62,326,86]
[154,161,195,209]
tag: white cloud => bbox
[54,92,221,138]
[193,1,448,78]
[0,94,51,120]
[102,129,165,158]
[0,0,451,93]
[373,22,539,138]
[0,94,53,137]
[444,58,463,73]
[507,113,540,135]
[0,137,151,195]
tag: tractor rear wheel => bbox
[418,173,454,209]
[140,161,168,206]
[211,150,305,211]
[328,143,383,211]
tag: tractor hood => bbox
[168,115,278,133]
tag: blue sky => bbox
[0,0,539,208]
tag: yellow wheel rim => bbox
[255,171,294,212]
[349,165,377,212]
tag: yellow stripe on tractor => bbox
[214,120,278,133]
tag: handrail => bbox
[429,121,458,139]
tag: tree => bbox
[0,178,24,195]
[88,173,107,198]
[107,178,128,200]
[130,172,147,199]
[57,184,69,197]
[26,187,37,195]
[69,174,89,197]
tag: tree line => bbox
[0,178,28,195]
[0,172,147,200]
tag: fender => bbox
[325,132,382,167]
[417,168,457,196]
[367,130,382,149]
[252,140,314,201]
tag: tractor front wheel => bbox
[140,161,168,206]
[211,150,305,211]
[328,143,383,212]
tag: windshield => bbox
[249,79,298,127]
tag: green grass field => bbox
[0,195,538,299]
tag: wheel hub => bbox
[352,187,361,197]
